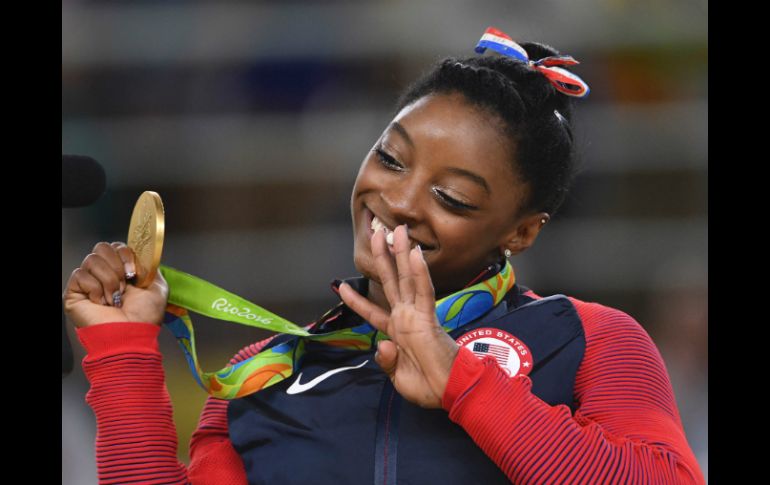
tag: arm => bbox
[76,322,278,485]
[69,241,262,484]
[78,320,283,484]
[441,301,705,484]
[78,322,277,485]
[77,322,190,485]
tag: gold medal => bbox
[127,191,165,288]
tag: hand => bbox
[63,242,169,328]
[338,225,459,408]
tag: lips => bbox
[364,206,435,251]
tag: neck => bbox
[364,260,506,313]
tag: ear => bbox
[502,212,550,256]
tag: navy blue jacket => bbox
[228,275,585,485]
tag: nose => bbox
[381,175,425,227]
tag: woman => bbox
[63,29,705,484]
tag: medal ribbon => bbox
[159,260,515,400]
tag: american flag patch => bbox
[456,328,533,377]
[472,342,511,367]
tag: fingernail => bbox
[112,291,122,308]
[411,245,422,258]
[124,263,136,280]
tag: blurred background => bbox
[62,0,707,483]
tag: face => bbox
[350,92,540,296]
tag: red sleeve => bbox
[77,321,277,485]
[441,299,706,484]
[77,322,191,485]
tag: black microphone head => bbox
[62,154,106,208]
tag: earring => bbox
[504,248,512,258]
[540,218,547,225]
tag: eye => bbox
[373,147,403,171]
[372,145,478,212]
[432,187,477,211]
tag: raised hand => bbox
[63,241,169,328]
[338,225,459,408]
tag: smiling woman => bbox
[351,91,547,307]
[64,27,705,485]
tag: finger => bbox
[371,227,401,306]
[410,245,436,314]
[92,242,128,293]
[375,340,398,378]
[68,268,107,306]
[338,281,390,332]
[82,253,123,307]
[393,225,415,305]
[110,242,137,279]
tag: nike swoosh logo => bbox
[286,359,370,395]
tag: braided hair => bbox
[393,42,581,218]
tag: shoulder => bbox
[552,297,684,427]
[566,296,650,342]
[524,289,660,359]
[562,296,672,395]
[525,288,650,341]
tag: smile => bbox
[365,207,435,251]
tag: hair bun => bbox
[518,41,561,62]
[517,42,577,120]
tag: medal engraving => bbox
[127,191,165,288]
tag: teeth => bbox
[370,215,387,232]
[371,214,427,249]
[371,215,393,243]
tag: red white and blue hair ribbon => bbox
[474,27,590,98]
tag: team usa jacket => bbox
[75,274,706,484]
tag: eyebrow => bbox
[389,121,414,148]
[388,121,492,196]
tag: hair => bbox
[392,42,583,218]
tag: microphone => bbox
[62,154,106,208]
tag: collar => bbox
[316,258,513,333]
